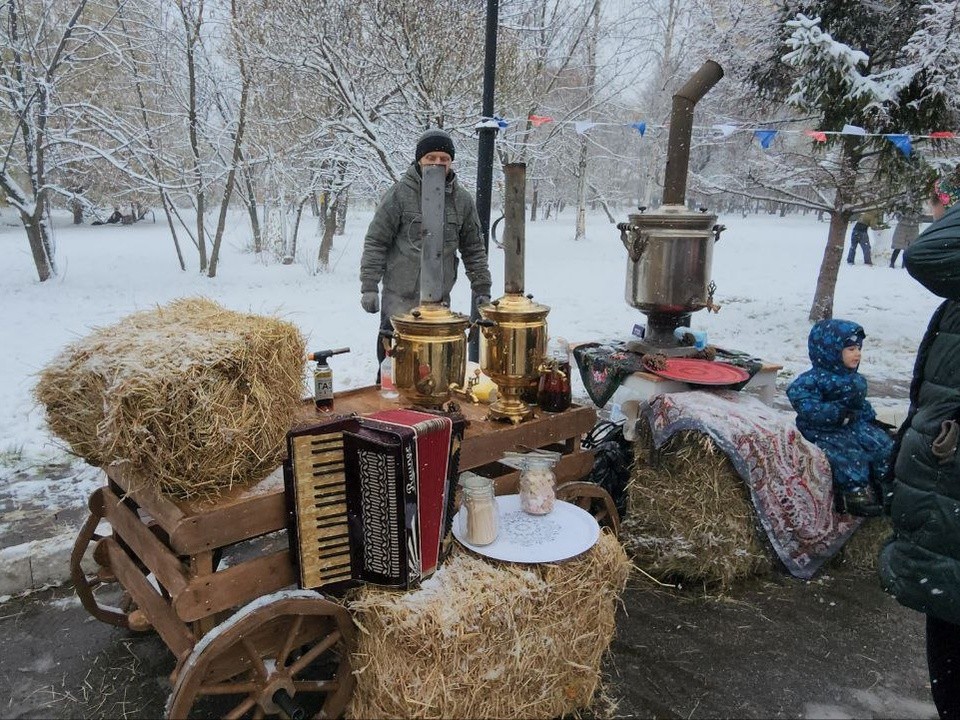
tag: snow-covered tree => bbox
[0,0,119,281]
[694,0,960,321]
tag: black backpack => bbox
[581,420,633,517]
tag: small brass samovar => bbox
[388,164,470,408]
[391,303,470,407]
[479,163,549,424]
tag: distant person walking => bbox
[890,210,930,268]
[879,170,960,719]
[847,210,884,266]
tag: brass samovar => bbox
[389,164,470,407]
[479,163,549,424]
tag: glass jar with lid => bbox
[458,475,498,546]
[517,452,560,515]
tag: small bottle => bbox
[458,476,498,546]
[537,337,571,413]
[314,360,334,412]
[308,347,350,412]
[379,353,399,400]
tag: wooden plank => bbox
[168,475,287,555]
[458,405,596,470]
[109,464,287,555]
[106,464,186,534]
[173,550,297,623]
[100,486,190,597]
[103,538,194,659]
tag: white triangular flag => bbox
[713,123,739,137]
[841,124,866,136]
[575,121,597,135]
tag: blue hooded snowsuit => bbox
[786,319,894,492]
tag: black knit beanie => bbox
[415,129,455,162]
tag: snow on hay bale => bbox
[34,297,305,499]
[346,532,631,720]
[621,421,772,591]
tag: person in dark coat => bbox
[847,209,884,265]
[879,171,960,719]
[359,129,492,376]
[787,318,893,516]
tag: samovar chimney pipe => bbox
[419,164,446,304]
[502,163,526,295]
[662,60,724,206]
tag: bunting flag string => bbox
[471,113,960,158]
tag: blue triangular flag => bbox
[753,129,778,149]
[887,133,912,157]
[630,121,646,137]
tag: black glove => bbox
[361,291,380,314]
[841,409,856,426]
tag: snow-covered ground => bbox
[0,206,937,533]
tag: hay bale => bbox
[34,297,305,499]
[621,421,772,591]
[833,516,892,573]
[346,532,631,720]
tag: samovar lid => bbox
[391,302,470,331]
[479,292,550,322]
[627,204,717,232]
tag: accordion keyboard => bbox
[289,430,353,588]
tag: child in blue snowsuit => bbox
[786,319,893,516]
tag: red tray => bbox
[644,357,750,386]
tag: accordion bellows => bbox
[34,298,306,499]
[284,409,465,591]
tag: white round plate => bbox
[452,494,600,563]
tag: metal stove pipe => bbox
[502,163,526,295]
[662,60,724,206]
[420,164,446,303]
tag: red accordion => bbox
[284,408,465,592]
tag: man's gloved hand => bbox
[841,408,856,426]
[361,291,380,314]
[475,294,491,307]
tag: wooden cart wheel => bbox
[166,590,355,720]
[556,480,621,537]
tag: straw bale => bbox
[345,532,631,720]
[621,421,772,592]
[34,297,305,499]
[833,516,891,573]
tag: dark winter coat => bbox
[879,202,960,625]
[359,164,492,320]
[786,319,893,492]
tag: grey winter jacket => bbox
[359,164,492,307]
[890,216,920,250]
[878,202,960,624]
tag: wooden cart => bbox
[70,388,598,719]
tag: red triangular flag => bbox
[930,131,956,139]
[529,115,554,128]
[804,129,827,143]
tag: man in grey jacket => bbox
[360,129,492,374]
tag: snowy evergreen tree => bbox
[694,0,960,320]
